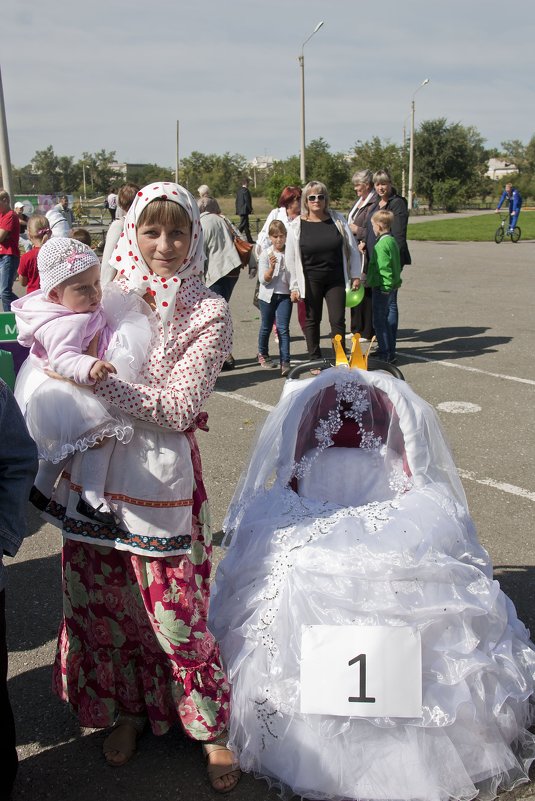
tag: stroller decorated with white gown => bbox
[209,342,535,801]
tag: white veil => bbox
[224,367,468,538]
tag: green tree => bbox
[80,150,121,195]
[12,164,39,194]
[264,172,301,208]
[303,138,349,202]
[269,139,350,202]
[127,163,174,186]
[500,139,527,174]
[181,151,247,196]
[349,137,404,194]
[504,134,535,177]
[414,119,488,208]
[31,145,60,192]
[57,156,82,193]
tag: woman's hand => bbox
[352,278,361,290]
[290,290,300,303]
[90,360,117,382]
[358,241,366,255]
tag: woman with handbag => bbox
[286,181,362,364]
[200,196,244,371]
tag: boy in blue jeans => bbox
[365,210,402,364]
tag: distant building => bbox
[486,158,518,181]
[110,162,149,179]
[248,155,275,171]
[248,155,275,187]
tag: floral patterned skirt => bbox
[52,436,230,740]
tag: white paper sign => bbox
[300,625,422,718]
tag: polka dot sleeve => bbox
[94,298,232,432]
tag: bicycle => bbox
[494,213,521,244]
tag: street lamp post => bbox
[0,65,14,198]
[82,163,87,199]
[401,117,409,200]
[407,78,430,211]
[175,120,180,183]
[299,21,324,185]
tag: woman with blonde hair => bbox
[285,181,361,362]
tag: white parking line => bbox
[457,470,535,503]
[402,352,535,386]
[215,390,535,503]
[215,390,275,413]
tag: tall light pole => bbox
[0,65,13,197]
[299,21,324,185]
[407,78,430,210]
[175,120,180,183]
[82,163,87,199]
[401,116,409,200]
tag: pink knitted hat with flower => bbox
[38,237,99,298]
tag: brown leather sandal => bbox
[203,741,241,794]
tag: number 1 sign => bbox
[300,625,422,718]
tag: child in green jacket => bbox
[366,210,402,363]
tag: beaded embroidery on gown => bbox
[209,368,535,801]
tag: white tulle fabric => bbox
[15,284,157,463]
[209,367,535,801]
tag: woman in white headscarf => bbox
[46,182,240,791]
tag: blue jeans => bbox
[509,211,520,231]
[258,294,292,364]
[387,288,398,344]
[372,288,396,361]
[209,275,239,303]
[0,255,19,312]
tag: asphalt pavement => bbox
[6,233,535,801]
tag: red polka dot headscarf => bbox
[110,182,204,338]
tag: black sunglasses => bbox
[307,194,325,201]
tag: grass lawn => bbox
[408,211,535,242]
[218,195,273,222]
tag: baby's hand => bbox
[90,360,117,382]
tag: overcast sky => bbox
[3,0,534,168]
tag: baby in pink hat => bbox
[12,237,151,526]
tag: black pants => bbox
[350,286,374,340]
[238,214,253,243]
[0,590,17,800]
[304,272,346,359]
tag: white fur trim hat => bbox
[38,237,99,298]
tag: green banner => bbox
[0,312,18,342]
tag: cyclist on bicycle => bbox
[495,182,522,233]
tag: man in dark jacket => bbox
[235,178,254,243]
